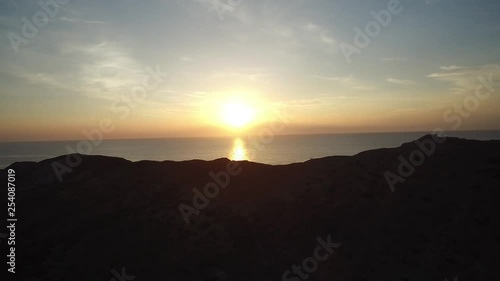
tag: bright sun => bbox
[221,101,255,128]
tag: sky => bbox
[0,0,499,141]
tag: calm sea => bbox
[1,131,500,169]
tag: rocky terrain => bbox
[1,135,500,281]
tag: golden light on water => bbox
[230,137,248,161]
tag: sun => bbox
[221,101,255,128]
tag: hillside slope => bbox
[2,135,500,281]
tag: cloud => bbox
[20,72,71,90]
[69,42,146,96]
[284,95,357,107]
[428,64,500,93]
[448,87,466,94]
[184,91,207,98]
[312,75,353,83]
[383,57,408,62]
[311,75,377,91]
[386,78,415,85]
[209,70,276,83]
[9,41,149,101]
[59,17,108,24]
[303,22,336,52]
[440,65,463,71]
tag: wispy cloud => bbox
[428,64,500,93]
[311,75,353,83]
[303,22,336,52]
[386,78,415,85]
[284,95,357,107]
[210,70,276,83]
[20,72,71,90]
[184,91,207,98]
[383,57,408,62]
[59,17,108,24]
[311,75,377,91]
[8,41,148,101]
[440,65,463,71]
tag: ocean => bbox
[1,130,500,169]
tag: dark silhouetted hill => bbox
[2,135,500,281]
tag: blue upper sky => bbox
[1,0,499,141]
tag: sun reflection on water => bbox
[230,138,248,161]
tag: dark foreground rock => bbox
[1,135,500,281]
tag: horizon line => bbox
[2,129,500,144]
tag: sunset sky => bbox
[1,0,499,141]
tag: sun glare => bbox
[221,101,255,128]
